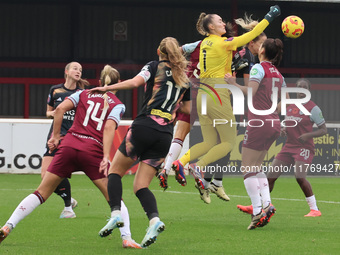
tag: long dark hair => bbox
[262,38,284,66]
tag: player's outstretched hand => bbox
[264,5,281,23]
[88,86,107,95]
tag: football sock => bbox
[111,210,121,218]
[204,169,213,188]
[119,200,131,237]
[64,206,73,212]
[244,173,262,215]
[108,173,122,211]
[212,179,223,187]
[164,138,183,174]
[214,173,224,181]
[149,217,160,226]
[7,191,44,228]
[256,171,271,208]
[179,149,190,166]
[54,178,71,207]
[203,179,211,189]
[135,188,159,220]
[306,195,318,211]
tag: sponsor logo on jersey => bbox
[250,68,258,76]
[151,109,172,120]
[56,97,62,102]
[285,115,303,123]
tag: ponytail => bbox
[159,37,189,88]
[76,79,89,89]
[262,38,283,66]
[196,12,234,37]
[100,65,120,110]
[196,12,209,36]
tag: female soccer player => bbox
[237,79,327,218]
[225,38,285,230]
[232,16,267,86]
[269,79,326,217]
[0,65,141,248]
[42,61,88,218]
[157,40,201,190]
[174,6,281,204]
[91,37,191,248]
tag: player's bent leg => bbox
[0,185,54,244]
[37,171,65,202]
[268,158,290,192]
[110,150,136,177]
[173,120,191,141]
[41,156,53,179]
[55,178,75,219]
[294,161,321,216]
[134,163,165,248]
[120,200,141,249]
[98,174,127,237]
[92,177,109,201]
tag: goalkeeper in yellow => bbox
[171,6,281,204]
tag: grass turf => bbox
[0,174,339,254]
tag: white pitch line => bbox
[151,189,340,205]
[1,188,339,205]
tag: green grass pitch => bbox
[0,174,339,254]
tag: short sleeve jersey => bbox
[182,40,202,80]
[60,90,125,153]
[46,83,82,140]
[284,100,325,152]
[248,61,287,120]
[133,60,190,134]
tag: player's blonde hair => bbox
[100,65,120,110]
[196,12,234,37]
[235,14,266,44]
[158,37,189,88]
[235,14,259,31]
[64,62,89,89]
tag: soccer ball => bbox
[281,16,305,39]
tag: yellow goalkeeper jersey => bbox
[199,19,269,78]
